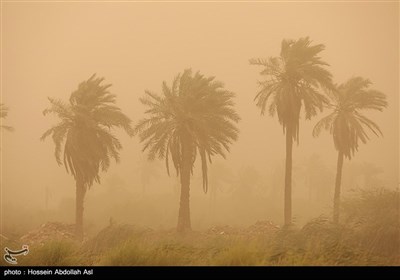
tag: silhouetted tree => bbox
[250,37,333,226]
[0,104,14,131]
[302,154,333,204]
[313,77,387,223]
[232,166,261,200]
[136,156,161,195]
[134,69,240,232]
[208,162,233,219]
[41,74,133,239]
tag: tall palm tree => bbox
[250,37,333,226]
[0,104,14,131]
[313,77,387,223]
[41,74,133,239]
[134,69,240,232]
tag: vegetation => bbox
[134,69,240,232]
[41,74,133,239]
[1,35,395,267]
[250,37,333,226]
[313,77,387,223]
[341,188,399,257]
[6,188,397,266]
[0,103,14,132]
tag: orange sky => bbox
[1,1,398,209]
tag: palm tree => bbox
[313,77,387,223]
[0,104,14,131]
[250,37,333,226]
[41,74,133,239]
[134,69,240,232]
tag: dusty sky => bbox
[1,2,399,214]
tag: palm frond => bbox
[135,69,240,193]
[250,37,333,141]
[312,112,337,137]
[314,76,387,158]
[42,75,131,188]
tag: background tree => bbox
[135,155,162,196]
[301,154,333,204]
[313,77,387,223]
[250,37,333,226]
[0,104,14,132]
[134,69,240,232]
[207,162,233,220]
[41,74,133,239]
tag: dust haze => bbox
[0,1,398,266]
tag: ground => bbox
[1,219,398,266]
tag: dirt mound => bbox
[246,221,280,235]
[206,221,280,236]
[207,225,239,235]
[83,224,153,254]
[19,222,75,246]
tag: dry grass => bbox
[2,188,398,266]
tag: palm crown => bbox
[134,69,240,192]
[250,37,333,141]
[313,77,387,159]
[41,74,133,187]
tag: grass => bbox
[9,227,397,266]
[2,188,398,266]
[16,240,81,266]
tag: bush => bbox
[341,188,399,259]
[18,241,80,266]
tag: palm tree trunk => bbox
[75,178,86,240]
[177,139,192,232]
[333,151,344,224]
[284,126,293,226]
